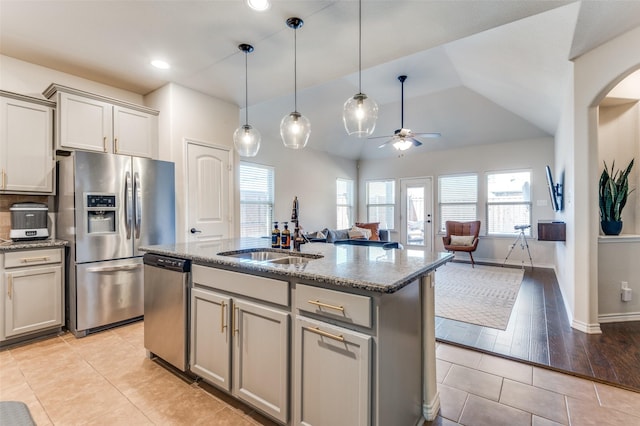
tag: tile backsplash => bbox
[0,194,53,241]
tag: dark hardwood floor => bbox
[435,263,640,392]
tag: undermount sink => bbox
[218,249,323,265]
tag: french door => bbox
[400,177,433,251]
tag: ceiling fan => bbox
[369,75,441,150]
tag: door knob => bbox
[190,228,202,234]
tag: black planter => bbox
[601,220,623,235]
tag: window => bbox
[239,162,274,237]
[336,178,354,229]
[366,180,395,229]
[486,170,531,235]
[438,174,478,232]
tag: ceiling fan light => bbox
[246,0,270,11]
[233,124,261,157]
[281,111,311,149]
[393,137,413,151]
[343,93,378,137]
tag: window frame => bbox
[485,169,532,236]
[239,161,275,238]
[365,179,396,230]
[437,173,478,233]
[336,178,354,229]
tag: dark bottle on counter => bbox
[271,222,281,248]
[281,222,291,250]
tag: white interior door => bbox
[186,141,232,241]
[400,177,433,251]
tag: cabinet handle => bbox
[7,275,13,299]
[103,136,107,152]
[20,256,50,263]
[221,301,227,333]
[233,305,239,336]
[308,326,345,343]
[115,137,119,153]
[1,169,5,189]
[307,300,344,312]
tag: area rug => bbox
[435,263,524,330]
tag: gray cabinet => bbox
[0,91,55,194]
[190,265,289,424]
[294,316,371,426]
[1,248,64,343]
[43,84,158,158]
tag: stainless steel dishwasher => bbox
[143,253,191,371]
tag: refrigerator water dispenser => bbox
[86,194,116,234]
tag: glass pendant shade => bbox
[280,111,310,149]
[343,93,378,137]
[233,124,261,157]
[392,137,413,151]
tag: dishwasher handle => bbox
[143,253,191,272]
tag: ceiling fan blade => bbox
[414,132,441,138]
[368,134,394,140]
[377,139,393,148]
[411,138,423,147]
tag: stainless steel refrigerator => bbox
[58,151,175,337]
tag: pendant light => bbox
[280,17,311,150]
[233,43,261,157]
[342,0,378,137]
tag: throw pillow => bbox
[449,235,475,246]
[348,226,371,240]
[355,222,380,241]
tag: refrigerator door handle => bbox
[125,171,133,239]
[86,264,142,273]
[134,172,142,239]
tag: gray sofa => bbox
[308,227,401,249]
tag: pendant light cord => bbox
[294,26,298,113]
[358,0,362,94]
[401,78,404,128]
[244,51,249,126]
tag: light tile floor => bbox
[1,322,640,426]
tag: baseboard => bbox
[598,312,640,323]
[571,319,602,334]
[422,390,441,422]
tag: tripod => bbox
[503,225,533,269]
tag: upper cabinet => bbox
[0,91,55,194]
[43,84,158,158]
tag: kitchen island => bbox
[141,238,452,425]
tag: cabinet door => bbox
[294,316,371,426]
[4,265,62,338]
[58,92,111,152]
[190,287,232,391]
[113,106,156,158]
[0,96,54,193]
[233,298,289,424]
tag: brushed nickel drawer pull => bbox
[20,256,50,263]
[308,326,344,342]
[7,275,13,299]
[307,300,344,312]
[115,137,119,152]
[233,305,239,336]
[1,169,5,189]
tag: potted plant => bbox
[599,158,635,235]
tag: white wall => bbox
[0,55,143,103]
[566,25,640,333]
[358,137,557,267]
[598,237,640,322]
[598,101,639,234]
[244,141,358,235]
[146,83,239,243]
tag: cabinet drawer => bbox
[296,284,372,328]
[4,248,62,268]
[192,265,289,307]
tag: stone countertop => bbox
[140,238,453,294]
[0,239,68,252]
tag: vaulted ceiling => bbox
[1,1,639,160]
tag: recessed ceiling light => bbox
[246,0,270,12]
[151,60,170,69]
